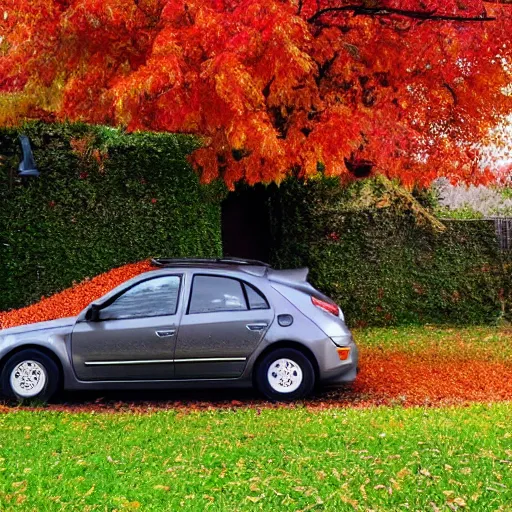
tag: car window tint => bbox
[100,276,180,320]
[189,276,247,314]
[245,283,269,310]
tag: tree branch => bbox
[442,83,458,105]
[308,5,496,24]
[133,0,165,26]
[315,51,339,84]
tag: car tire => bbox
[1,349,60,403]
[256,348,315,402]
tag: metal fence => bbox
[493,217,512,251]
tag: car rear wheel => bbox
[256,348,315,402]
[1,350,60,403]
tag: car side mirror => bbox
[85,304,101,322]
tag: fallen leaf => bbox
[84,486,95,497]
[154,485,170,491]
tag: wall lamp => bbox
[18,135,40,178]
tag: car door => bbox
[71,274,182,381]
[174,274,274,379]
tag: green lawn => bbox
[1,404,512,511]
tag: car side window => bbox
[99,276,181,321]
[189,275,248,314]
[244,283,270,310]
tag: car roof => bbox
[150,258,270,277]
[149,258,311,283]
[151,257,271,268]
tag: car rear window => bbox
[245,283,269,310]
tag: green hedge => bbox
[0,123,225,311]
[1,124,509,326]
[269,178,511,326]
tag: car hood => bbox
[0,317,76,338]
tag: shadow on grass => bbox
[0,385,359,412]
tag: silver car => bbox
[0,258,358,402]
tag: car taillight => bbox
[311,296,339,317]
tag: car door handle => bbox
[155,330,176,338]
[246,323,268,332]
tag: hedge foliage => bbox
[269,178,511,326]
[0,123,225,311]
[1,123,509,326]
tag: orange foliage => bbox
[1,1,511,188]
[0,261,152,330]
[350,348,512,407]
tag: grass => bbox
[1,403,512,511]
[1,325,512,510]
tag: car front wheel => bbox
[1,349,60,403]
[256,348,315,402]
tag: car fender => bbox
[0,332,78,387]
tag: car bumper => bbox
[319,337,359,385]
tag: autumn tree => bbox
[1,0,511,188]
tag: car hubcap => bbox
[267,358,303,393]
[10,360,47,398]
